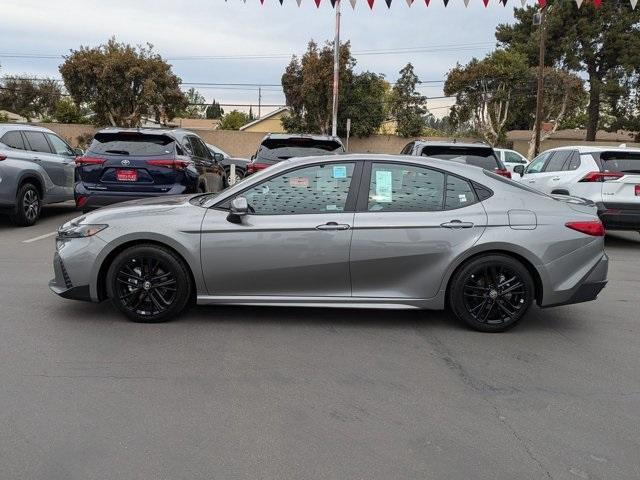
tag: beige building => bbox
[508,129,640,157]
[240,107,289,133]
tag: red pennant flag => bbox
[314,0,321,6]
[424,0,430,5]
[367,0,374,7]
[385,0,392,6]
[593,0,601,6]
[260,0,265,4]
[482,0,489,5]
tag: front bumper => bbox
[49,251,92,302]
[597,203,640,231]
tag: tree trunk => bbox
[586,70,601,142]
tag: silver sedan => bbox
[50,154,608,332]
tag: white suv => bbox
[494,148,529,174]
[513,146,640,231]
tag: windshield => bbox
[89,132,176,157]
[256,138,344,162]
[601,151,640,174]
[422,146,505,170]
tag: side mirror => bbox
[513,164,525,177]
[73,147,84,156]
[227,196,248,224]
[213,152,224,162]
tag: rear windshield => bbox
[257,138,344,162]
[483,170,550,197]
[88,132,176,157]
[600,151,640,174]
[421,146,504,170]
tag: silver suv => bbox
[0,124,79,226]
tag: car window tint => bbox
[368,163,445,212]
[565,152,581,171]
[421,146,502,170]
[89,132,175,157]
[545,151,571,172]
[243,163,355,215]
[525,152,549,174]
[400,142,414,155]
[46,133,74,156]
[189,136,209,159]
[600,151,640,173]
[256,138,344,163]
[1,131,25,150]
[23,131,52,153]
[505,151,526,164]
[444,175,477,209]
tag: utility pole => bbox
[533,5,547,157]
[331,0,341,137]
[258,87,262,119]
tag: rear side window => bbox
[23,131,52,153]
[421,146,504,170]
[600,151,640,174]
[1,131,25,150]
[88,132,176,157]
[564,152,581,171]
[257,138,344,163]
[544,151,572,172]
[445,175,477,209]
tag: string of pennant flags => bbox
[235,0,639,8]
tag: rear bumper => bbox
[75,183,193,209]
[542,252,609,308]
[597,202,640,231]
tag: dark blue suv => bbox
[75,128,226,210]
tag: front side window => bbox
[242,163,355,215]
[505,151,526,164]
[23,131,52,154]
[189,136,209,159]
[525,152,550,174]
[46,133,74,156]
[368,163,445,212]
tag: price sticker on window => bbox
[333,166,347,179]
[375,170,393,203]
[289,177,309,187]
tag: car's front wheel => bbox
[449,254,534,332]
[106,244,192,323]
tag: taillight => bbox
[565,220,605,237]
[145,159,190,171]
[0,154,7,161]
[579,171,624,182]
[635,185,640,197]
[76,195,89,208]
[75,156,106,166]
[247,162,270,174]
[495,168,511,179]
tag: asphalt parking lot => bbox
[1,204,639,480]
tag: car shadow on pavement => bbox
[604,231,640,247]
[0,202,78,230]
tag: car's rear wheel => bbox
[10,183,41,227]
[449,254,534,332]
[224,167,245,186]
[106,244,192,323]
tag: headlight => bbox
[57,224,108,239]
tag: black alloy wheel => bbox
[449,254,534,332]
[106,245,192,323]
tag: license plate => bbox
[116,169,137,182]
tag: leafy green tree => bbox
[0,76,62,121]
[54,98,91,124]
[59,38,187,127]
[390,63,427,138]
[181,88,206,118]
[342,72,389,137]
[445,50,530,145]
[496,4,640,140]
[219,110,249,130]
[206,99,224,119]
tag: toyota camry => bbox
[50,154,609,332]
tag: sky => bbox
[0,0,518,118]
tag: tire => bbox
[106,244,192,323]
[224,167,244,186]
[10,183,41,227]
[449,254,534,333]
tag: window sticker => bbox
[458,194,468,203]
[375,170,393,203]
[333,165,347,179]
[326,204,341,211]
[289,177,309,187]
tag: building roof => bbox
[239,107,289,131]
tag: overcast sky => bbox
[0,0,517,117]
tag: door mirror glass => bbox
[513,164,525,176]
[213,152,224,162]
[73,147,84,156]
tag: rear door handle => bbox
[552,177,561,181]
[316,222,351,231]
[33,157,42,162]
[441,220,474,229]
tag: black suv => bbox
[246,133,345,175]
[75,128,226,210]
[401,141,512,179]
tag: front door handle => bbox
[316,222,351,231]
[441,220,474,229]
[33,157,42,162]
[552,177,561,181]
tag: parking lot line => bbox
[22,231,57,244]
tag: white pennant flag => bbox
[631,0,638,9]
[575,0,583,7]
[296,0,302,4]
[350,0,357,7]
[464,0,470,5]
[520,0,526,5]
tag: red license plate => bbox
[116,169,138,182]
